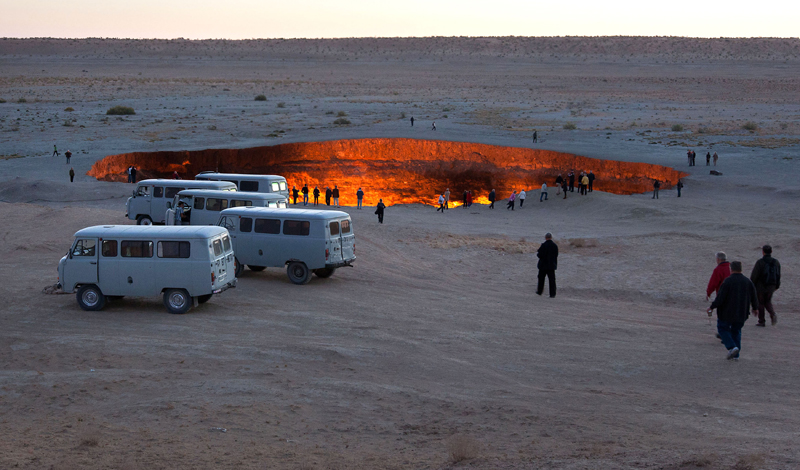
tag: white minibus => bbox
[195,172,289,197]
[217,207,355,284]
[126,179,236,225]
[57,225,237,314]
[166,190,288,226]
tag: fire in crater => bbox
[89,138,687,206]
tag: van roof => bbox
[74,225,229,239]
[137,179,236,188]
[176,189,287,200]
[195,173,286,181]
[220,207,351,220]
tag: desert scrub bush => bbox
[64,107,74,112]
[337,111,348,117]
[563,122,577,130]
[254,94,267,101]
[696,126,709,134]
[325,111,334,115]
[742,121,758,131]
[0,98,7,103]
[106,105,135,115]
[400,112,406,119]
[62,120,73,127]
[17,98,27,103]
[671,124,684,132]
[276,102,285,108]
[447,435,479,463]
[333,118,351,125]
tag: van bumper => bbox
[213,279,237,294]
[326,258,355,269]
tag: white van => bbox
[195,172,289,197]
[57,225,236,314]
[166,190,288,226]
[217,207,355,284]
[126,179,237,225]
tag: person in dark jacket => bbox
[291,186,299,205]
[325,187,332,206]
[706,152,711,166]
[302,184,309,206]
[488,189,496,209]
[676,179,684,197]
[588,171,595,192]
[652,180,660,199]
[313,186,320,206]
[65,149,72,164]
[708,261,758,360]
[568,171,575,192]
[750,245,781,326]
[536,233,558,298]
[130,166,137,183]
[561,179,568,199]
[375,199,385,223]
[332,185,340,207]
[462,190,468,208]
[356,187,364,209]
[69,167,75,183]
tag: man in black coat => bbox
[325,187,332,206]
[568,171,575,192]
[588,171,595,192]
[488,189,496,209]
[750,245,781,326]
[536,233,558,298]
[708,261,758,360]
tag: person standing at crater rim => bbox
[302,184,309,206]
[750,245,781,327]
[130,166,137,183]
[536,233,558,298]
[332,185,340,207]
[568,171,575,192]
[375,199,386,224]
[313,186,320,206]
[707,261,758,361]
[518,189,526,208]
[555,174,563,195]
[540,183,548,202]
[356,187,364,209]
[325,186,332,206]
[69,167,75,183]
[676,179,684,197]
[291,186,299,205]
[436,193,445,212]
[588,171,595,192]
[488,189,496,209]
[444,188,450,210]
[652,179,660,199]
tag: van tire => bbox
[136,215,153,226]
[313,267,336,278]
[197,294,212,304]
[76,285,106,311]
[287,261,312,285]
[163,289,191,314]
[248,265,266,272]
[234,257,244,277]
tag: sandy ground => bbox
[1,38,799,469]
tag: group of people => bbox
[126,166,138,183]
[687,149,719,167]
[292,184,343,208]
[705,246,781,360]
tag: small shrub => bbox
[447,435,479,463]
[0,98,7,103]
[64,107,74,112]
[325,111,334,115]
[17,98,27,103]
[742,121,758,131]
[563,122,577,130]
[780,123,788,130]
[333,118,351,125]
[276,102,285,108]
[696,126,708,134]
[78,432,100,447]
[671,124,684,132]
[337,111,347,117]
[254,94,267,101]
[62,120,73,127]
[400,112,406,119]
[106,105,135,115]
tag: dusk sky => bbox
[3,0,798,38]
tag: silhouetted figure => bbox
[325,187,332,206]
[588,171,595,192]
[488,189,496,209]
[652,180,660,199]
[750,245,781,327]
[356,187,364,209]
[713,152,719,166]
[65,149,72,164]
[292,186,299,205]
[676,179,684,197]
[536,233,558,298]
[375,199,385,224]
[444,188,450,210]
[561,180,568,199]
[332,185,340,207]
[69,167,75,183]
[313,186,320,206]
[532,130,538,143]
[302,184,309,206]
[410,116,415,126]
[431,121,436,131]
[130,166,137,183]
[568,171,575,192]
[555,174,563,195]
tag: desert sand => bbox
[0,37,799,469]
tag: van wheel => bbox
[248,265,266,272]
[197,294,212,304]
[313,267,336,278]
[234,257,244,277]
[287,261,311,285]
[76,285,106,311]
[163,289,191,314]
[137,215,153,226]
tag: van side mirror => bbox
[132,190,136,197]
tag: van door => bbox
[327,220,344,265]
[340,219,355,261]
[65,238,99,289]
[118,240,156,296]
[131,185,152,221]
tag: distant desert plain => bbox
[1,37,799,469]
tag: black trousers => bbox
[377,213,384,224]
[489,201,494,209]
[537,270,556,297]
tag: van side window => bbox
[255,218,281,234]
[121,241,154,258]
[193,197,205,210]
[230,199,252,208]
[240,181,259,192]
[212,239,223,256]
[72,239,96,257]
[136,186,150,196]
[102,240,117,257]
[270,182,280,192]
[206,198,228,211]
[240,217,252,232]
[329,222,340,236]
[341,220,351,234]
[165,187,185,198]
[284,220,310,236]
[158,241,191,258]
[153,187,163,198]
[222,235,232,252]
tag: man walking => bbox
[707,261,758,360]
[588,171,595,192]
[518,189,526,208]
[53,144,59,158]
[332,185,340,207]
[431,121,436,131]
[488,189,496,209]
[65,149,72,164]
[707,252,731,301]
[375,199,385,224]
[69,167,75,183]
[750,245,781,326]
[436,193,445,212]
[706,152,711,166]
[356,187,364,209]
[532,130,538,143]
[302,184,309,206]
[540,183,548,202]
[536,233,558,298]
[652,180,660,199]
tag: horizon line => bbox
[4,35,800,41]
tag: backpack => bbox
[763,260,779,286]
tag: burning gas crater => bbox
[89,138,687,206]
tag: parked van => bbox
[195,172,289,197]
[166,190,288,226]
[57,225,236,314]
[126,179,237,225]
[217,207,355,284]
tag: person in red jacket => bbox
[707,252,731,301]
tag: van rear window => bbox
[102,240,117,257]
[240,217,252,232]
[240,181,259,192]
[330,222,340,236]
[193,197,205,210]
[230,199,252,207]
[255,218,281,234]
[153,187,163,198]
[341,220,351,234]
[212,239,223,256]
[222,235,232,252]
[121,241,153,258]
[165,187,185,198]
[284,220,310,236]
[158,241,191,258]
[206,198,229,211]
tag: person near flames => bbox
[561,179,568,199]
[444,188,450,210]
[555,174,563,195]
[356,187,364,209]
[488,189,496,209]
[69,167,75,183]
[332,185,340,207]
[302,184,309,206]
[581,173,589,195]
[130,166,137,183]
[462,190,468,208]
[518,189,526,207]
[540,183,548,202]
[568,171,575,192]
[436,193,445,212]
[172,171,180,180]
[325,187,332,206]
[652,179,660,199]
[375,199,386,224]
[466,190,473,207]
[292,186,299,205]
[588,171,595,192]
[532,130,538,143]
[507,190,517,210]
[313,186,320,206]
